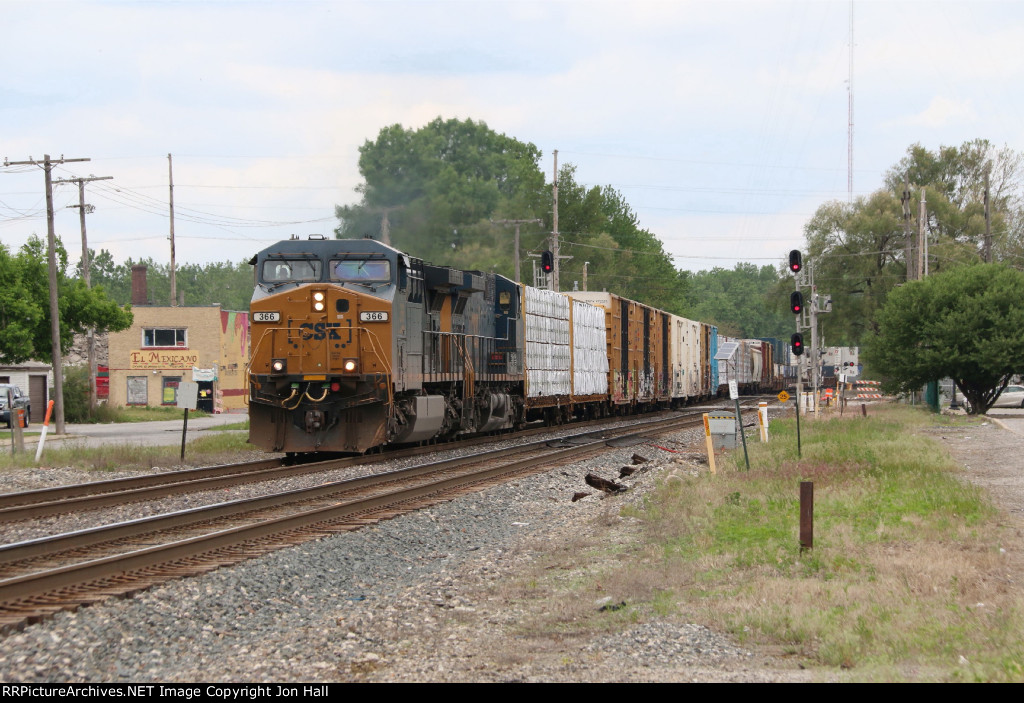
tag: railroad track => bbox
[0,403,766,631]
[0,404,759,525]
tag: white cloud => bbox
[3,0,1024,275]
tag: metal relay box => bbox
[708,411,738,450]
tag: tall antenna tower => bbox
[847,1,854,203]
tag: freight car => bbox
[247,236,770,456]
[716,336,786,395]
[249,236,615,454]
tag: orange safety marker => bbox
[34,399,55,463]
[702,413,717,474]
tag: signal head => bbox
[541,250,554,273]
[791,333,804,357]
[789,249,803,274]
[790,290,804,314]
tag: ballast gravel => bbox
[0,409,815,682]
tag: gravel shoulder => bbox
[0,407,1021,683]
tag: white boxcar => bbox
[669,314,702,401]
[523,285,571,398]
[571,298,609,398]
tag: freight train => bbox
[246,236,785,455]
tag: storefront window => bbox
[161,377,181,405]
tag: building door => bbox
[197,381,214,413]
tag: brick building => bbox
[105,266,249,412]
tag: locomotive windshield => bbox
[331,258,391,283]
[262,259,322,282]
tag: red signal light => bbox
[541,250,554,273]
[789,250,803,274]
[791,333,804,357]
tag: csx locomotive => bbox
[247,235,784,455]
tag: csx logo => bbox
[299,322,345,340]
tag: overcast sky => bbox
[2,0,1022,279]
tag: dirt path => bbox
[926,414,1024,592]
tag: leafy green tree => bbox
[77,251,253,310]
[555,165,689,313]
[884,138,1024,268]
[335,118,689,313]
[862,264,1024,414]
[336,117,548,267]
[683,263,791,338]
[0,236,133,364]
[803,191,908,344]
[804,139,1024,347]
[0,241,46,362]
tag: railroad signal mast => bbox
[788,249,830,411]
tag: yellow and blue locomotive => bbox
[247,236,526,454]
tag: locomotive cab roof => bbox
[250,236,410,302]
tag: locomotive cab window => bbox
[330,258,391,283]
[262,259,322,282]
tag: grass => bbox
[499,405,1024,681]
[0,414,254,472]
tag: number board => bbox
[359,311,389,322]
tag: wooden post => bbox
[702,413,717,474]
[800,481,814,551]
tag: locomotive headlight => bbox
[312,290,326,312]
[271,358,287,374]
[342,358,359,373]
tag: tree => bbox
[803,191,907,344]
[76,250,253,310]
[862,264,1024,414]
[554,165,689,314]
[335,118,690,313]
[803,139,1024,347]
[682,263,792,338]
[335,117,548,267]
[0,236,133,365]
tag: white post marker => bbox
[758,401,769,442]
[34,400,56,463]
[702,413,717,475]
[177,381,200,461]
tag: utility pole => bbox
[493,218,542,282]
[551,150,560,292]
[919,188,928,277]
[582,261,589,291]
[168,154,177,306]
[902,175,914,280]
[810,263,820,405]
[984,165,992,263]
[3,154,90,435]
[56,174,113,412]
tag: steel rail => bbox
[0,406,727,523]
[0,412,712,624]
